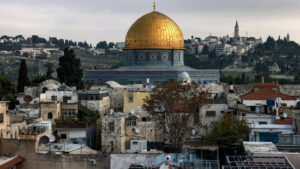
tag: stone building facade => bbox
[40,102,61,123]
[78,90,110,117]
[123,90,150,114]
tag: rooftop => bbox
[243,142,278,153]
[38,144,98,155]
[0,156,24,168]
[77,89,108,95]
[241,87,296,100]
[253,83,277,88]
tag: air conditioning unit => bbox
[89,159,97,165]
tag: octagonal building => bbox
[84,7,219,85]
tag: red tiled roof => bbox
[0,156,24,169]
[241,88,296,100]
[275,119,293,125]
[253,83,277,88]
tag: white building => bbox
[40,91,78,103]
[215,44,233,56]
[240,87,297,113]
[77,90,110,116]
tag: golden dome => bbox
[124,11,184,50]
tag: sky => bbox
[0,0,300,45]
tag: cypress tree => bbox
[17,59,30,93]
[57,48,83,89]
[46,66,54,79]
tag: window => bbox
[42,87,48,93]
[250,106,255,112]
[0,114,3,123]
[281,103,287,107]
[142,117,147,122]
[126,117,137,126]
[62,109,76,119]
[206,111,216,117]
[63,96,71,103]
[128,96,133,103]
[60,134,67,139]
[259,121,267,125]
[51,96,57,101]
[109,122,115,131]
[48,112,53,119]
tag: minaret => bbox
[153,0,156,12]
[234,20,239,38]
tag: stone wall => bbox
[0,139,110,169]
[110,153,160,169]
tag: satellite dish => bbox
[191,129,196,135]
[39,135,56,144]
[131,109,135,115]
[283,112,288,118]
[23,95,32,103]
[109,109,114,115]
[165,155,171,162]
[135,128,140,134]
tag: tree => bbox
[46,66,54,79]
[205,112,249,165]
[264,36,276,50]
[108,42,115,48]
[17,59,30,93]
[0,76,15,99]
[241,72,246,83]
[295,74,300,84]
[143,80,209,152]
[202,45,209,54]
[96,41,108,49]
[241,55,249,63]
[57,48,83,89]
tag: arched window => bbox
[48,112,53,119]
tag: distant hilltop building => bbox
[286,33,290,42]
[234,20,239,38]
[84,3,220,85]
[184,20,263,57]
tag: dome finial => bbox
[153,0,156,11]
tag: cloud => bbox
[0,0,299,44]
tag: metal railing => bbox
[181,160,219,169]
[277,135,300,145]
[128,153,220,169]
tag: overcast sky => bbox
[0,0,300,45]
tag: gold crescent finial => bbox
[153,0,156,11]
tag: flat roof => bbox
[243,142,279,153]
